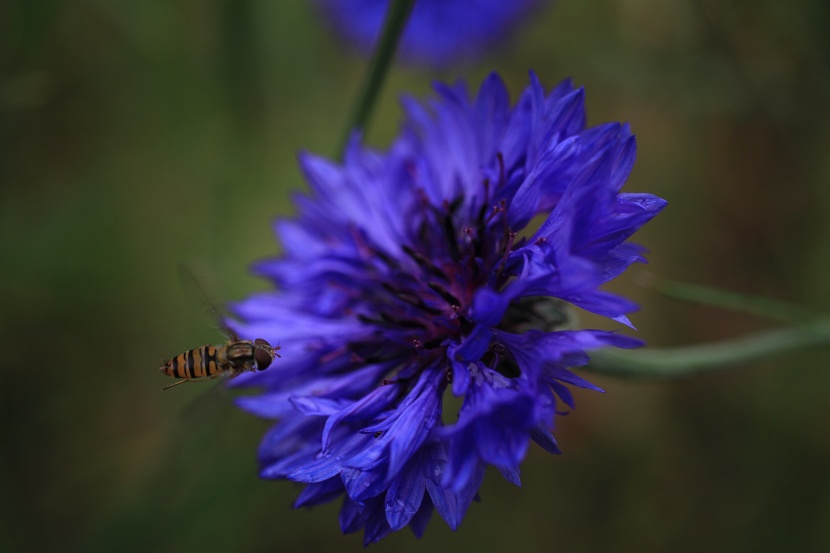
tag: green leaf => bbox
[642,273,819,323]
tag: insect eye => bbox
[254,340,273,371]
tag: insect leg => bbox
[161,374,221,391]
[162,379,189,391]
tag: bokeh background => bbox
[2,1,830,551]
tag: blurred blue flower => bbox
[314,0,546,66]
[231,73,666,544]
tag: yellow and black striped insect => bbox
[159,266,280,391]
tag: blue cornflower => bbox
[313,0,546,66]
[231,73,666,544]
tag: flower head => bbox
[314,0,546,67]
[231,72,666,544]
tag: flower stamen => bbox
[402,245,450,281]
[496,231,518,279]
[427,282,462,308]
[484,201,506,225]
[381,282,443,315]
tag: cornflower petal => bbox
[385,448,428,530]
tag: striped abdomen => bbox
[161,344,223,379]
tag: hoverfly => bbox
[159,266,280,391]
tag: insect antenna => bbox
[176,263,239,341]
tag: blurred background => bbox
[2,0,829,551]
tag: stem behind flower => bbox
[585,319,830,379]
[337,0,416,158]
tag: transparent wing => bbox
[176,375,233,423]
[176,263,239,341]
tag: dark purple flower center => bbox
[344,162,569,384]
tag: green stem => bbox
[584,319,830,379]
[337,0,415,158]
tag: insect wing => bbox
[176,263,239,341]
[176,374,233,423]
